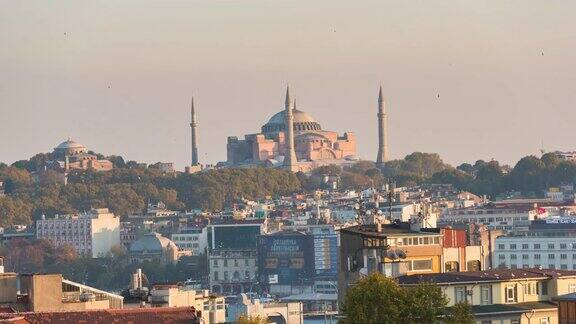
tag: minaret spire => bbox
[376,85,389,166]
[190,96,199,166]
[283,84,298,172]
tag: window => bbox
[534,254,541,260]
[569,284,576,293]
[213,260,218,267]
[561,243,568,249]
[541,281,548,295]
[549,264,556,269]
[561,254,568,260]
[411,259,433,271]
[224,271,229,281]
[506,285,516,303]
[454,287,467,303]
[561,264,568,270]
[480,285,492,305]
[548,254,555,259]
[245,259,249,266]
[524,282,537,295]
[234,259,239,267]
[223,259,228,267]
[499,254,505,260]
[510,244,517,250]
[522,254,529,260]
[245,270,250,279]
[522,244,529,249]
[213,271,219,281]
[499,244,505,250]
[511,254,517,260]
[548,243,555,249]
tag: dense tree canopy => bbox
[2,150,576,226]
[341,273,468,324]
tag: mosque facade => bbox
[225,87,358,172]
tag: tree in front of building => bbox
[341,273,474,324]
[445,302,475,324]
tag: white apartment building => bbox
[440,206,540,232]
[36,208,120,258]
[171,226,208,256]
[494,236,576,270]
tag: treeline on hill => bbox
[2,151,576,226]
[302,152,576,198]
[0,156,300,226]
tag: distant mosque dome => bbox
[54,138,88,157]
[129,232,177,254]
[261,109,322,134]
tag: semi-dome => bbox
[130,232,177,254]
[262,109,322,133]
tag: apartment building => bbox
[494,220,576,270]
[440,205,541,233]
[36,208,120,258]
[398,268,576,323]
[171,225,208,256]
[338,221,443,305]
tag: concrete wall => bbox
[21,274,63,312]
[91,211,120,258]
[0,273,17,303]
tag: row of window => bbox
[212,259,252,267]
[389,236,441,247]
[172,235,200,242]
[212,270,253,281]
[498,243,576,250]
[39,231,90,236]
[499,253,576,260]
[499,262,576,270]
[37,222,91,229]
[176,243,200,249]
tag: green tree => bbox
[341,274,405,324]
[446,302,475,324]
[341,273,450,324]
[402,282,448,323]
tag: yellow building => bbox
[338,222,443,306]
[398,268,576,324]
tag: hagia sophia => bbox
[189,85,389,173]
[225,87,359,172]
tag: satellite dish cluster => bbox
[386,249,407,261]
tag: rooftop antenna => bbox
[540,139,546,156]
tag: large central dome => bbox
[261,109,322,133]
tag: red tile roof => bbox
[0,307,198,324]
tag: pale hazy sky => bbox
[1,1,576,169]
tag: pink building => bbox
[227,96,357,171]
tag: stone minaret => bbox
[283,85,298,172]
[190,96,199,166]
[376,85,389,165]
